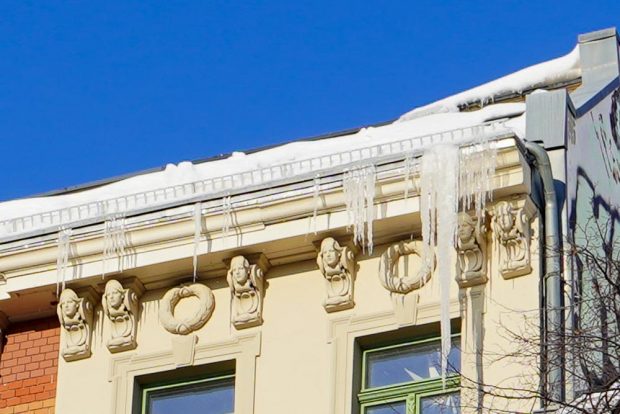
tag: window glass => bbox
[144,376,234,414]
[365,337,460,388]
[366,401,407,414]
[359,334,461,414]
[419,392,460,414]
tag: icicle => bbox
[192,203,202,283]
[56,228,72,295]
[222,195,232,242]
[420,144,459,387]
[459,134,497,220]
[102,213,127,276]
[343,165,376,254]
[312,175,321,234]
[403,154,415,200]
[365,166,376,254]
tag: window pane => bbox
[365,401,407,414]
[147,378,234,414]
[420,392,460,414]
[366,338,460,388]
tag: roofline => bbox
[11,118,396,201]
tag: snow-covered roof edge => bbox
[0,104,525,241]
[399,46,581,122]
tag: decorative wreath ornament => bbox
[378,240,435,294]
[159,283,215,335]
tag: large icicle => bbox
[420,144,459,386]
[419,135,497,386]
[56,228,72,295]
[310,175,321,234]
[102,214,127,276]
[343,165,376,254]
[192,203,202,282]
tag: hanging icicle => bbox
[56,228,72,296]
[459,134,497,220]
[420,144,459,387]
[192,203,202,283]
[418,134,497,387]
[222,195,232,242]
[311,175,321,234]
[403,154,416,200]
[102,213,127,276]
[343,164,376,254]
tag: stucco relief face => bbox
[57,288,93,361]
[227,255,266,329]
[317,237,355,312]
[455,213,487,288]
[105,281,125,309]
[60,292,79,319]
[492,201,532,279]
[457,214,475,243]
[497,204,514,234]
[231,257,250,285]
[321,240,341,268]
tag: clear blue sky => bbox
[1,1,619,201]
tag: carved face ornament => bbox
[59,290,80,319]
[62,299,78,319]
[104,280,126,309]
[322,245,340,268]
[231,257,250,284]
[457,215,475,242]
[107,289,123,309]
[497,204,515,233]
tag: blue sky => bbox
[1,1,619,201]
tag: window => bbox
[141,374,234,414]
[358,335,461,414]
[135,362,235,414]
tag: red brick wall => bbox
[0,317,59,414]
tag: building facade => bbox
[0,28,619,414]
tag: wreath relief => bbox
[159,283,215,335]
[378,240,435,294]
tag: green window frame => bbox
[358,334,460,414]
[140,372,235,414]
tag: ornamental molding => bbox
[57,287,97,361]
[159,283,215,335]
[455,213,488,288]
[108,332,261,414]
[378,240,434,294]
[102,278,144,352]
[226,254,269,329]
[491,200,533,279]
[316,237,356,312]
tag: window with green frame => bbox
[135,362,235,414]
[358,335,461,414]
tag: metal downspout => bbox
[525,141,564,404]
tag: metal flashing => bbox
[578,27,618,44]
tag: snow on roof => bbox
[0,103,524,238]
[399,46,580,121]
[0,42,583,239]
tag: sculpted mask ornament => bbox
[102,279,140,352]
[227,255,265,329]
[57,289,94,361]
[316,237,356,312]
[493,201,532,278]
[379,240,435,294]
[455,213,487,287]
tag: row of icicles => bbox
[55,138,496,385]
